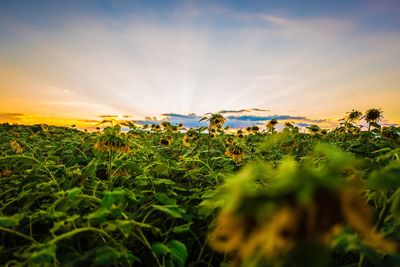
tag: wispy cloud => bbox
[0,1,399,122]
[0,112,25,121]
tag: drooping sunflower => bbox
[94,126,130,153]
[225,144,245,163]
[209,113,226,129]
[346,109,363,123]
[10,140,23,154]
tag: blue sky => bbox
[0,0,399,126]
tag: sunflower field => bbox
[0,111,400,267]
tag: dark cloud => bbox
[0,113,25,121]
[218,108,270,114]
[251,108,270,112]
[133,112,328,129]
[295,122,311,127]
[225,115,327,123]
[219,109,250,114]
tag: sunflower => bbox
[284,122,293,128]
[209,187,397,266]
[154,124,161,131]
[225,145,245,163]
[225,136,234,145]
[10,140,23,154]
[365,108,383,131]
[208,211,245,254]
[203,113,226,130]
[182,135,191,147]
[365,108,383,123]
[307,125,321,134]
[161,121,171,129]
[251,125,259,133]
[160,136,172,146]
[94,126,130,153]
[346,109,362,123]
[94,136,130,153]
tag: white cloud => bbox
[1,6,400,122]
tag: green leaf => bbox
[93,247,120,266]
[152,243,171,256]
[368,163,400,190]
[30,243,57,264]
[154,193,177,205]
[391,191,400,222]
[153,178,176,186]
[151,205,185,219]
[88,207,109,222]
[168,240,188,267]
[172,222,193,234]
[0,213,24,227]
[101,189,126,209]
[67,187,82,201]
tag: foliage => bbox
[0,111,399,267]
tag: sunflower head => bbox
[94,126,130,153]
[346,109,363,122]
[270,119,278,126]
[182,135,191,147]
[365,108,383,123]
[225,136,234,145]
[186,128,198,138]
[284,122,293,128]
[251,125,259,133]
[207,113,226,130]
[160,137,172,146]
[225,142,245,163]
[10,140,23,154]
[267,119,279,132]
[161,121,171,129]
[307,125,321,133]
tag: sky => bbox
[0,0,399,128]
